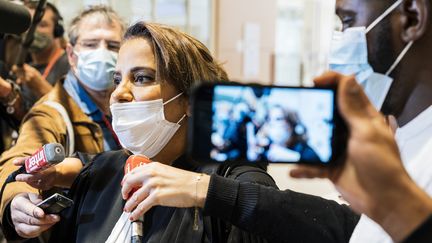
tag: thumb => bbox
[28,193,43,205]
[13,157,28,166]
[338,76,379,127]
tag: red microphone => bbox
[123,155,152,200]
[124,155,151,243]
[1,143,65,196]
[24,143,65,173]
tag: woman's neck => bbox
[152,123,188,166]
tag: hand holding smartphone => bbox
[36,193,73,214]
[188,82,347,165]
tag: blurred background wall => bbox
[50,0,343,202]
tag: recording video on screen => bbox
[210,86,334,163]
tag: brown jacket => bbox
[0,79,104,220]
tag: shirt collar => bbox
[395,105,432,141]
[63,71,99,115]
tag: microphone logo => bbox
[26,147,47,173]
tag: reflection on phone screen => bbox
[210,86,334,163]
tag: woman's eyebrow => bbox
[130,66,156,74]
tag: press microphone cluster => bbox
[6,143,65,183]
[0,143,65,201]
[0,1,31,35]
[124,155,151,243]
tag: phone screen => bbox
[189,83,346,165]
[37,193,73,214]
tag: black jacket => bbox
[203,175,360,243]
[49,150,277,243]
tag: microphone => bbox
[0,143,65,201]
[7,143,65,183]
[0,1,31,35]
[124,155,151,243]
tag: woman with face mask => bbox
[44,22,276,243]
[256,105,321,163]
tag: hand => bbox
[12,64,44,86]
[121,162,210,221]
[291,71,402,215]
[11,64,52,97]
[290,71,432,241]
[13,157,57,191]
[10,193,60,238]
[0,77,12,98]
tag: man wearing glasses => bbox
[0,5,124,240]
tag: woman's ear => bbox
[400,0,430,42]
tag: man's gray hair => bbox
[68,5,126,46]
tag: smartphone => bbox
[36,193,73,214]
[188,82,347,165]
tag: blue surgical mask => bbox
[73,48,118,91]
[329,0,414,109]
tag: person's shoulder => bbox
[223,163,277,188]
[91,150,130,170]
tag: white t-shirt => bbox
[350,105,432,243]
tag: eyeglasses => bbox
[77,39,121,52]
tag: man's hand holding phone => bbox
[10,192,60,238]
[290,71,432,242]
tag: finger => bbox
[13,210,59,226]
[336,76,380,128]
[124,183,151,213]
[13,195,45,219]
[386,115,398,134]
[121,168,149,200]
[289,166,328,179]
[129,195,156,221]
[15,222,56,238]
[12,157,27,166]
[313,71,345,87]
[28,192,43,204]
[15,174,36,183]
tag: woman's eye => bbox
[113,75,122,85]
[133,73,154,85]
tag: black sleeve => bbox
[48,152,102,243]
[204,175,360,243]
[403,215,432,243]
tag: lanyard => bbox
[42,48,64,79]
[101,113,121,147]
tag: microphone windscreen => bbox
[0,1,31,35]
[124,155,151,175]
[44,143,65,164]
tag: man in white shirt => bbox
[332,0,432,242]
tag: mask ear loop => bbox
[163,92,184,105]
[176,114,187,125]
[386,40,414,76]
[366,0,404,34]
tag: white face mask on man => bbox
[329,0,414,110]
[73,48,118,91]
[111,93,186,158]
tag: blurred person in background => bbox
[0,1,69,155]
[255,105,320,162]
[13,1,70,107]
[0,5,124,241]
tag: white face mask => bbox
[329,0,414,109]
[111,93,186,158]
[74,48,118,91]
